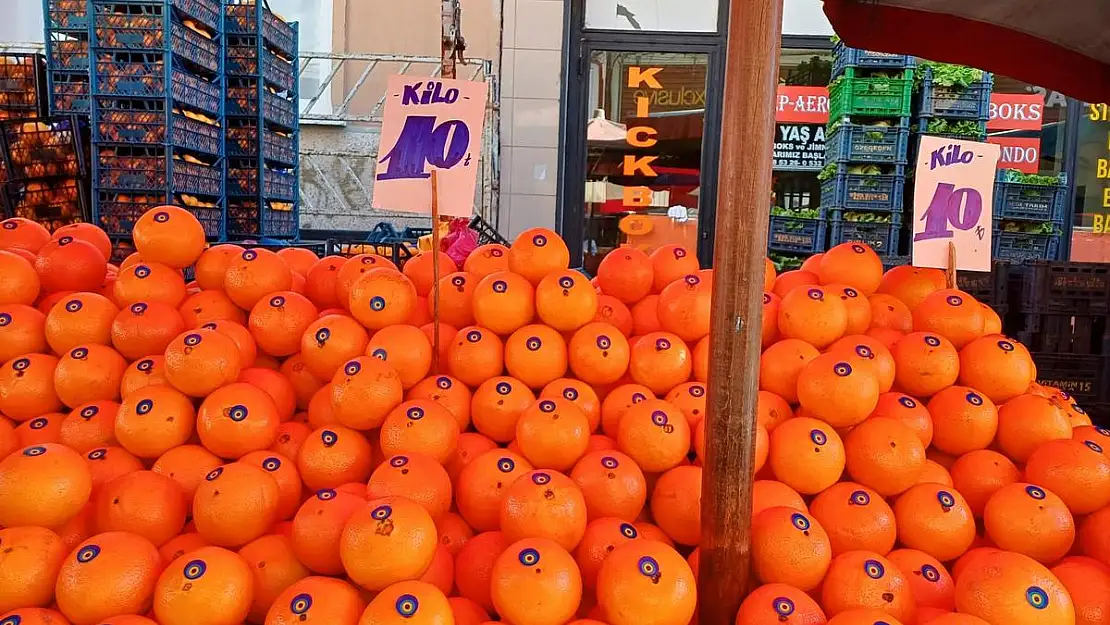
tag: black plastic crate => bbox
[1086,403,1110,428]
[994,224,1061,262]
[0,54,47,119]
[829,211,902,257]
[96,190,223,238]
[92,4,221,75]
[228,197,297,239]
[93,51,222,116]
[469,215,509,246]
[994,172,1068,222]
[2,177,88,230]
[225,35,295,92]
[767,212,828,254]
[225,0,297,58]
[1032,353,1110,404]
[0,115,85,181]
[958,261,1011,313]
[917,66,993,120]
[1020,261,1110,315]
[1018,313,1110,355]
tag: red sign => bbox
[776,86,829,124]
[988,136,1042,174]
[987,94,1045,131]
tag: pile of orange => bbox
[0,210,1106,625]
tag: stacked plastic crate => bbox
[0,53,47,120]
[88,0,227,239]
[0,116,88,228]
[43,0,91,116]
[821,43,914,260]
[224,0,298,239]
[990,169,1069,261]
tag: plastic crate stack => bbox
[0,115,89,229]
[88,0,227,239]
[991,169,1068,262]
[1014,262,1110,424]
[0,53,48,120]
[43,0,91,116]
[224,0,298,239]
[819,43,914,260]
[915,64,992,143]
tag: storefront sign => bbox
[1089,103,1110,234]
[773,124,826,171]
[987,136,1042,174]
[372,75,487,217]
[987,94,1045,131]
[623,66,663,207]
[619,63,707,118]
[912,136,1000,272]
[776,86,829,124]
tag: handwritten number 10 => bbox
[377,115,471,181]
[914,183,984,242]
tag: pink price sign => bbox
[372,75,488,217]
[912,136,1001,272]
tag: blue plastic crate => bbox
[92,3,221,75]
[994,173,1068,222]
[170,0,221,32]
[829,211,903,256]
[824,121,910,165]
[993,224,1061,262]
[46,71,88,115]
[93,99,223,156]
[228,197,298,239]
[767,212,827,254]
[915,118,987,142]
[226,120,296,165]
[46,35,89,71]
[94,145,224,197]
[917,66,993,120]
[820,168,906,213]
[832,43,915,78]
[93,53,222,116]
[96,190,224,238]
[226,35,296,92]
[227,160,296,201]
[45,0,89,31]
[226,78,297,130]
[225,0,298,58]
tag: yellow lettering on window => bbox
[626,126,658,148]
[1103,187,1110,208]
[1094,214,1106,234]
[623,155,658,177]
[1099,159,1110,179]
[627,67,663,89]
[636,96,650,117]
[623,186,653,207]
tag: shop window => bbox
[584,0,719,32]
[267,0,333,118]
[1071,104,1110,262]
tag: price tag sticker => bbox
[912,135,1001,272]
[372,75,488,217]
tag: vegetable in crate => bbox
[914,60,985,90]
[923,119,984,138]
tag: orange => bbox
[767,417,845,495]
[797,353,881,428]
[912,289,985,350]
[407,374,471,431]
[444,326,504,387]
[983,483,1075,564]
[491,538,583,625]
[822,285,871,336]
[844,417,925,497]
[192,462,280,548]
[303,256,347,310]
[471,271,536,336]
[953,550,1074,625]
[367,453,453,520]
[616,399,690,473]
[535,270,599,332]
[893,483,976,562]
[335,254,399,307]
[110,301,185,359]
[15,413,63,447]
[630,295,662,335]
[340,496,438,591]
[365,324,433,390]
[649,245,699,293]
[296,425,374,490]
[449,597,490,625]
[762,291,781,348]
[995,394,1072,463]
[499,470,588,551]
[664,382,707,429]
[359,579,452,625]
[151,445,222,504]
[574,519,642,591]
[504,324,568,389]
[599,383,654,438]
[115,384,195,459]
[0,304,47,364]
[223,248,293,310]
[597,247,653,304]
[164,328,242,398]
[820,551,914,622]
[431,271,478,328]
[1024,438,1110,515]
[777,285,849,349]
[240,451,303,521]
[0,250,40,306]
[57,400,118,453]
[925,386,998,455]
[595,540,696,625]
[348,268,418,330]
[771,270,816,299]
[248,292,318,357]
[436,512,475,557]
[878,265,946,310]
[809,483,896,556]
[238,534,310,623]
[1050,557,1110,625]
[568,322,630,387]
[128,203,209,267]
[948,450,1020,518]
[627,332,691,395]
[508,228,570,285]
[379,400,459,465]
[239,367,297,422]
[1079,506,1110,567]
[153,545,254,625]
[537,379,601,433]
[866,326,905,349]
[113,262,187,308]
[94,469,186,547]
[0,443,90,527]
[84,446,142,497]
[271,421,312,461]
[890,332,959,397]
[957,336,1035,404]
[0,217,51,253]
[470,376,536,443]
[759,339,820,404]
[0,608,71,625]
[816,242,883,295]
[656,274,712,343]
[265,575,366,625]
[0,418,14,460]
[869,293,913,333]
[751,506,832,591]
[734,582,827,625]
[34,236,107,293]
[828,335,896,393]
[825,609,906,625]
[289,488,366,575]
[752,482,807,518]
[275,247,318,276]
[179,289,246,328]
[649,465,702,546]
[44,292,119,355]
[53,344,126,408]
[515,398,590,471]
[887,549,955,611]
[193,244,245,290]
[196,382,280,459]
[55,531,162,625]
[464,244,511,278]
[402,251,457,297]
[53,224,111,260]
[459,533,516,616]
[330,357,404,430]
[455,449,533,532]
[0,526,66,614]
[868,392,932,447]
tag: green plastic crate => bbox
[828,70,914,120]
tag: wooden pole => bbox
[429,0,458,374]
[697,0,784,621]
[946,241,959,289]
[431,170,443,374]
